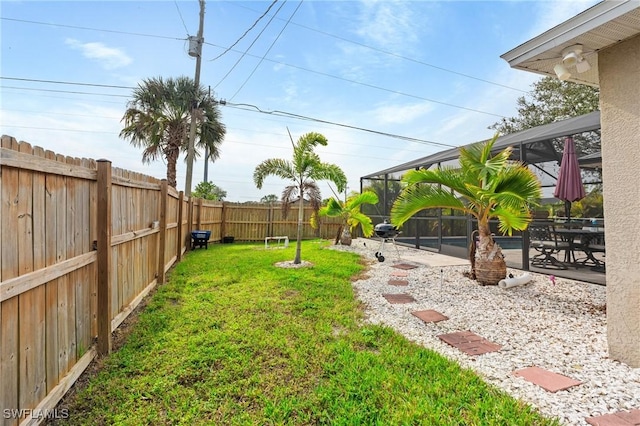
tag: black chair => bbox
[529,222,569,269]
[576,230,606,271]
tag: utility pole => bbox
[203,86,211,183]
[184,0,205,197]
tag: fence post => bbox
[196,198,202,230]
[96,159,112,356]
[177,191,184,261]
[157,180,168,285]
[187,197,194,251]
[221,202,227,242]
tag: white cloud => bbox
[354,0,421,52]
[65,38,132,70]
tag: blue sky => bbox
[1,0,598,202]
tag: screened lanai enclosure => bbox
[360,111,605,284]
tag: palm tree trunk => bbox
[474,221,506,285]
[294,195,304,264]
[476,222,504,262]
[165,146,179,188]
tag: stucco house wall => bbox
[598,33,640,365]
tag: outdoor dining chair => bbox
[529,222,570,270]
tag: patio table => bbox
[553,228,605,269]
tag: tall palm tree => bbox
[390,135,542,285]
[254,132,347,264]
[314,191,379,246]
[120,76,226,188]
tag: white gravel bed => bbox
[327,238,640,426]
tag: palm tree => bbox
[314,191,379,245]
[390,135,542,285]
[254,132,347,264]
[120,76,226,188]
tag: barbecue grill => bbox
[373,221,401,262]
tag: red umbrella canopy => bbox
[554,137,586,203]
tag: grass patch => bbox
[57,240,559,425]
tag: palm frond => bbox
[302,181,322,212]
[253,159,296,188]
[345,191,379,210]
[281,185,298,218]
[310,163,348,193]
[391,185,468,227]
[348,211,375,237]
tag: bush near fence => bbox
[0,136,342,426]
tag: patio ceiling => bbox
[362,111,600,179]
[500,1,640,87]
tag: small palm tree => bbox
[254,132,347,264]
[314,191,379,245]
[120,76,226,188]
[390,135,542,285]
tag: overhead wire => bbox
[210,0,279,61]
[213,0,288,90]
[2,85,130,98]
[3,14,511,118]
[229,0,303,100]
[225,2,528,93]
[224,101,457,148]
[0,17,183,41]
[1,79,454,149]
[206,46,507,118]
[173,0,191,35]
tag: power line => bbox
[3,15,512,118]
[0,76,134,90]
[210,0,279,62]
[227,2,528,94]
[0,17,184,41]
[174,0,191,36]
[230,0,303,100]
[223,101,457,148]
[205,44,507,118]
[2,85,130,98]
[1,77,457,148]
[213,0,288,90]
[0,124,418,163]
[0,107,430,154]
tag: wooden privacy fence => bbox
[0,136,342,425]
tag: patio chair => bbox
[529,222,569,269]
[576,229,606,271]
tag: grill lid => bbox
[374,221,400,238]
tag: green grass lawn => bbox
[59,240,559,425]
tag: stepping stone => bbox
[393,263,418,270]
[388,279,409,286]
[412,310,448,323]
[383,293,416,304]
[437,330,501,355]
[512,366,582,393]
[390,271,409,277]
[586,409,640,426]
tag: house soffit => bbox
[501,1,640,87]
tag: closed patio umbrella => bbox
[554,136,586,222]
